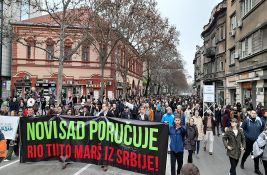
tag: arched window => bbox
[64,38,73,60]
[82,45,90,61]
[46,38,55,60]
[25,37,35,59]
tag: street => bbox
[0,136,264,175]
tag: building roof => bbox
[201,0,226,37]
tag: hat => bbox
[27,98,35,107]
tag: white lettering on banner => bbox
[0,116,20,140]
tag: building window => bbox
[241,0,262,17]
[47,45,54,60]
[82,46,89,61]
[230,49,235,65]
[230,14,237,31]
[212,36,216,47]
[27,45,31,59]
[220,26,224,40]
[220,61,224,71]
[241,30,263,59]
[64,47,72,60]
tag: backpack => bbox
[253,132,266,159]
[253,141,265,159]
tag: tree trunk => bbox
[56,24,65,105]
[99,63,105,102]
[157,84,161,95]
[122,76,127,99]
[56,61,64,104]
[122,49,129,100]
[144,77,150,97]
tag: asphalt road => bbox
[0,136,264,175]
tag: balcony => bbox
[205,47,216,59]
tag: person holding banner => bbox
[169,117,186,175]
[99,103,114,117]
[22,98,36,117]
[137,106,148,121]
[0,129,7,163]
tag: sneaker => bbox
[240,163,244,169]
[3,159,10,162]
[209,152,213,155]
[255,169,263,175]
[203,147,206,151]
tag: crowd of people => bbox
[1,91,267,175]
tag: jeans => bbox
[196,141,200,154]
[204,131,214,153]
[241,138,259,170]
[171,151,183,175]
[188,150,193,163]
[229,157,239,175]
[262,160,267,175]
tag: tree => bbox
[85,0,163,100]
[10,0,94,104]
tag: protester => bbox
[222,109,231,134]
[110,103,119,118]
[184,105,192,124]
[215,105,221,136]
[0,129,6,163]
[137,106,148,121]
[121,106,132,119]
[154,104,163,122]
[9,97,19,116]
[222,118,246,175]
[203,110,215,155]
[161,107,174,126]
[240,108,249,124]
[169,117,186,175]
[41,96,47,115]
[192,110,203,159]
[145,103,154,122]
[185,118,198,163]
[175,105,186,126]
[261,111,267,127]
[240,110,263,175]
[99,103,114,117]
[256,122,267,175]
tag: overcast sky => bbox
[156,0,222,83]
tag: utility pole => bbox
[0,0,3,98]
